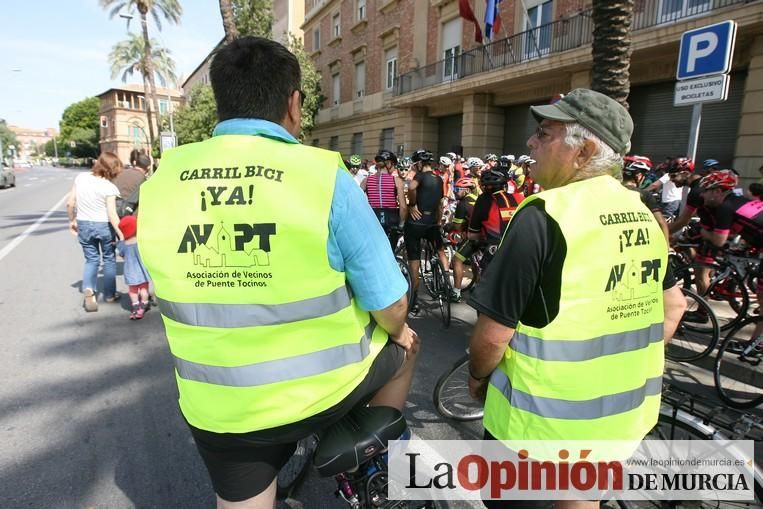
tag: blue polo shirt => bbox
[213,119,407,311]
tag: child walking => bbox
[117,215,151,320]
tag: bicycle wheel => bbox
[674,262,749,332]
[715,316,763,409]
[433,355,484,421]
[419,242,436,298]
[665,288,720,362]
[276,436,315,499]
[431,256,451,328]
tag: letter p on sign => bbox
[686,33,717,73]
[677,21,736,80]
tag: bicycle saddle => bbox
[313,406,407,477]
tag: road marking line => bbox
[0,193,69,263]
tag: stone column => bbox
[461,94,505,158]
[734,36,763,183]
[570,69,592,90]
[399,107,438,156]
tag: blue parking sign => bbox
[677,21,737,80]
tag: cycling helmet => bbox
[505,154,516,162]
[446,152,457,160]
[703,159,720,169]
[376,149,398,165]
[699,170,737,191]
[480,168,508,187]
[399,156,412,169]
[439,156,453,166]
[466,157,484,169]
[484,153,498,162]
[411,149,434,164]
[349,154,362,167]
[624,161,651,174]
[669,157,695,173]
[455,177,476,189]
[516,155,529,164]
[624,155,653,169]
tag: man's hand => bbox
[469,375,488,402]
[69,220,78,235]
[410,205,422,221]
[390,323,420,355]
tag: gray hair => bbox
[564,123,626,181]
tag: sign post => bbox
[674,20,737,162]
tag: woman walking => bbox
[66,152,125,312]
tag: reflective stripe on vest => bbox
[510,322,662,362]
[174,319,376,387]
[157,285,351,328]
[489,369,662,420]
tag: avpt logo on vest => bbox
[605,258,661,300]
[177,222,277,268]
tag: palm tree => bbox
[109,34,177,150]
[219,0,238,43]
[101,0,182,153]
[591,0,634,109]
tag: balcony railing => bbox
[394,0,751,96]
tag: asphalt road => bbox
[0,165,481,508]
[0,165,757,508]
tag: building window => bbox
[525,0,553,58]
[379,128,394,152]
[333,13,340,38]
[329,136,339,151]
[312,139,320,147]
[332,73,341,105]
[357,0,366,21]
[313,27,321,50]
[354,62,365,98]
[351,132,363,155]
[658,0,712,23]
[385,48,398,90]
[159,99,169,115]
[442,18,462,79]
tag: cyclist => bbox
[347,153,368,186]
[621,159,670,242]
[437,155,454,201]
[482,153,499,174]
[405,149,448,315]
[467,168,523,268]
[361,149,408,243]
[668,157,709,236]
[465,157,484,193]
[648,157,690,219]
[446,177,480,302]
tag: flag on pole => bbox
[485,0,503,40]
[459,0,483,43]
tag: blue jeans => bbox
[77,220,117,298]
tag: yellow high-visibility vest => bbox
[484,175,666,441]
[138,134,388,433]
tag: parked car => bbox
[1,162,16,188]
[14,160,32,168]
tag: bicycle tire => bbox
[433,355,484,421]
[431,256,451,328]
[276,436,315,499]
[397,256,414,312]
[665,287,721,363]
[420,241,437,298]
[715,316,763,409]
[674,262,749,332]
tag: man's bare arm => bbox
[370,294,409,339]
[663,284,687,344]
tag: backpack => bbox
[116,184,141,218]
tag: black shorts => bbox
[373,208,401,230]
[404,221,442,260]
[188,341,406,502]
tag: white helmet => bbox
[506,154,516,162]
[439,156,453,166]
[446,152,457,160]
[466,157,484,169]
[516,155,529,164]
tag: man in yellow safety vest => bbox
[138,37,418,508]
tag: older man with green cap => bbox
[466,89,687,508]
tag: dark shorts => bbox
[373,208,401,230]
[454,239,476,262]
[404,220,442,260]
[187,341,406,502]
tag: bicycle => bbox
[714,315,763,409]
[665,287,721,362]
[417,226,451,328]
[275,405,438,508]
[387,226,413,311]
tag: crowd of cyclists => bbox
[345,148,763,333]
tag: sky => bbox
[0,0,225,130]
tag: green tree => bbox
[219,0,239,43]
[285,33,323,139]
[59,97,100,158]
[591,0,634,109]
[0,119,19,159]
[231,0,272,39]
[101,0,183,153]
[174,84,218,145]
[44,138,60,158]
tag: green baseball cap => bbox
[530,88,633,155]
